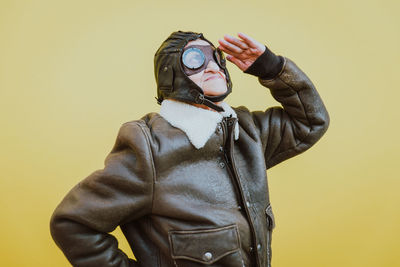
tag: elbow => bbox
[319,108,330,136]
[315,91,330,138]
[308,109,330,144]
[49,212,63,247]
[298,107,330,146]
[49,210,74,249]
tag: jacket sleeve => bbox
[250,56,330,169]
[50,121,155,267]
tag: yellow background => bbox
[1,0,399,266]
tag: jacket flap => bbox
[169,224,240,264]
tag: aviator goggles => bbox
[181,45,226,76]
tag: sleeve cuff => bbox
[243,45,284,79]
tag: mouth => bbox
[205,73,225,82]
[205,75,219,82]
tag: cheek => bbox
[188,72,203,87]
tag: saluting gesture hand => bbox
[218,33,266,71]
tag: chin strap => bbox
[189,90,225,112]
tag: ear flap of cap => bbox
[158,65,174,93]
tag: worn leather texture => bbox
[50,57,330,267]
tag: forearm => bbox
[259,57,330,144]
[246,48,330,168]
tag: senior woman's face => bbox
[183,39,228,96]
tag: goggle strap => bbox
[204,99,225,112]
[189,90,225,112]
[204,91,229,103]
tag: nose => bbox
[204,60,220,73]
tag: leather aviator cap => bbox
[154,31,233,112]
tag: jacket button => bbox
[219,162,225,168]
[203,252,213,261]
[215,124,222,134]
[257,244,261,250]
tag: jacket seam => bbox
[263,57,313,137]
[267,141,308,168]
[268,120,311,168]
[275,77,312,141]
[136,121,156,214]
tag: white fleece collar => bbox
[159,99,239,149]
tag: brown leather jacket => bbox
[50,57,329,267]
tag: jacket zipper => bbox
[221,119,239,195]
[221,117,261,267]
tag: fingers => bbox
[223,34,249,50]
[237,32,261,49]
[218,33,262,56]
[218,39,242,54]
[217,44,236,59]
[217,32,265,71]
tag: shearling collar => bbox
[159,99,239,149]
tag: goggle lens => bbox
[181,45,225,75]
[182,48,205,70]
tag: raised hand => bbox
[218,33,266,71]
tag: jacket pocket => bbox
[168,224,242,266]
[265,204,275,267]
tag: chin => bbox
[203,81,228,96]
